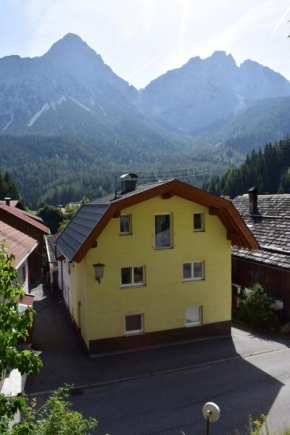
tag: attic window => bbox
[193,213,204,232]
[120,215,131,235]
[155,214,172,248]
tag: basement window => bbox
[125,314,144,335]
[185,306,203,327]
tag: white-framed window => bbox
[193,213,204,231]
[121,266,145,287]
[155,214,172,248]
[125,314,144,335]
[120,215,131,234]
[183,261,204,281]
[17,263,26,286]
[186,306,203,327]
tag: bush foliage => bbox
[236,283,277,329]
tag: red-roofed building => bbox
[0,205,50,286]
[0,198,43,223]
[0,221,38,292]
[0,198,25,210]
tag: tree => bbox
[11,385,97,434]
[0,245,42,431]
[0,171,20,201]
[37,204,65,234]
[57,204,80,232]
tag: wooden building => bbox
[232,188,290,319]
[0,204,50,286]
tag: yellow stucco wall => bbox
[73,195,232,345]
[70,257,90,344]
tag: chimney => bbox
[4,197,11,206]
[120,173,138,194]
[248,187,257,214]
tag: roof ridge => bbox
[0,204,50,233]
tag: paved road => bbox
[26,285,290,434]
[67,348,290,435]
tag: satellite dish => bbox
[202,402,220,423]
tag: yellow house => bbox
[56,175,258,355]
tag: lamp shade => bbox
[93,263,105,282]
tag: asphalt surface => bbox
[26,284,290,434]
[68,348,290,435]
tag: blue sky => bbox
[1,0,290,89]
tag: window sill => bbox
[125,331,144,336]
[119,233,132,236]
[193,229,205,233]
[182,278,204,282]
[121,284,146,289]
[154,246,173,250]
[185,323,203,328]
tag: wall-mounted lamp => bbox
[93,263,105,283]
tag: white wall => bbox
[58,260,63,290]
[17,260,28,293]
[62,259,73,315]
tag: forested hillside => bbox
[204,138,290,198]
[0,135,236,208]
[1,34,290,207]
[195,97,290,154]
[0,171,19,200]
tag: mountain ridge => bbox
[1,34,290,206]
[141,50,290,132]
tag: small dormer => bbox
[120,173,138,194]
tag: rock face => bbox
[1,35,290,138]
[0,33,138,133]
[140,51,290,132]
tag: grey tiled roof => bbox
[46,233,61,263]
[91,180,171,205]
[56,180,170,261]
[56,204,109,261]
[233,194,290,269]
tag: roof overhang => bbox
[62,180,259,263]
[15,241,38,269]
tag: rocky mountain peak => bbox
[43,33,103,64]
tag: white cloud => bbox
[268,4,290,41]
[127,56,158,81]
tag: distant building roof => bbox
[0,205,50,234]
[0,200,19,208]
[0,221,38,268]
[15,209,44,223]
[45,233,62,263]
[233,193,290,269]
[57,179,258,262]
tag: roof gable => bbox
[57,180,259,262]
[0,221,38,268]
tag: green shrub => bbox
[236,284,277,330]
[11,385,97,434]
[279,323,290,336]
